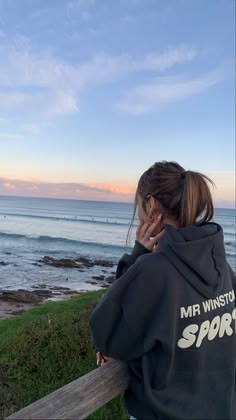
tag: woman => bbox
[89,161,236,420]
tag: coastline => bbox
[0,288,84,319]
[0,280,112,320]
[0,255,116,320]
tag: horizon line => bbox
[0,193,235,210]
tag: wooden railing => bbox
[6,360,129,420]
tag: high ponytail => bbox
[129,162,215,234]
[180,171,215,226]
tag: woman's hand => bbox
[96,352,112,366]
[136,215,165,252]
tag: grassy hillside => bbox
[0,291,128,420]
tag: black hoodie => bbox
[89,223,236,419]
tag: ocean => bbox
[0,196,235,292]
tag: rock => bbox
[93,260,115,267]
[0,290,43,304]
[39,256,93,268]
[49,292,61,296]
[39,256,115,269]
[63,290,81,295]
[32,284,49,289]
[75,257,94,267]
[11,309,26,316]
[105,276,115,284]
[33,289,54,298]
[17,289,30,292]
[92,275,105,281]
[0,287,74,303]
[86,281,100,285]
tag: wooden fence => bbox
[6,360,129,420]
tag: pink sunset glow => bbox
[0,172,235,208]
[0,177,136,202]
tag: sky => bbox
[0,0,235,207]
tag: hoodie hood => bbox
[159,222,226,299]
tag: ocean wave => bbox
[223,232,236,238]
[225,241,236,246]
[0,211,131,227]
[226,252,236,257]
[0,231,129,251]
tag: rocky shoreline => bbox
[0,255,117,319]
[38,255,115,269]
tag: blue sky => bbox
[0,0,235,206]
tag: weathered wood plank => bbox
[6,360,129,420]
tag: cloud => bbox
[3,182,16,190]
[43,91,78,118]
[0,41,200,119]
[0,90,78,118]
[22,123,40,135]
[86,182,134,194]
[68,0,95,6]
[66,0,95,18]
[143,45,197,71]
[29,8,49,19]
[81,11,92,20]
[123,15,136,23]
[0,132,25,139]
[0,92,31,107]
[0,177,135,201]
[67,0,95,9]
[118,72,220,114]
[0,174,234,206]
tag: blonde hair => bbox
[127,161,215,245]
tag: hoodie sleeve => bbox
[89,255,163,361]
[116,240,151,279]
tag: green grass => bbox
[0,291,129,420]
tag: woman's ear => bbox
[149,196,161,213]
